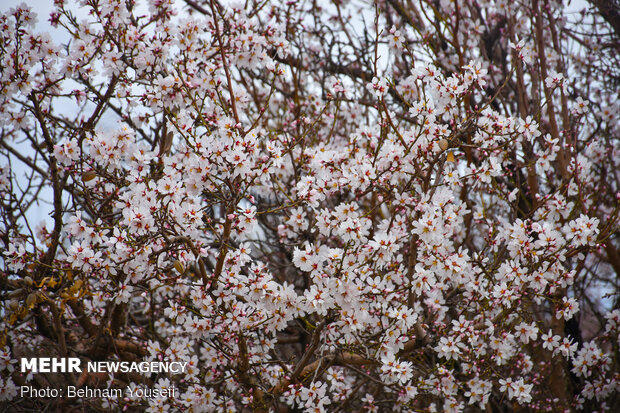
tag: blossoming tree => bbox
[1,0,619,411]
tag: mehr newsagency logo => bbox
[18,357,185,400]
[21,357,188,374]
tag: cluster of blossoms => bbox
[1,0,619,412]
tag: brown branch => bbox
[47,299,67,357]
[290,320,326,382]
[184,0,210,15]
[588,0,620,37]
[236,333,268,412]
[29,94,64,274]
[534,0,566,180]
[210,0,240,124]
[68,300,97,336]
[173,236,209,286]
[212,203,235,286]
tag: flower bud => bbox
[439,138,449,151]
[26,292,38,308]
[158,131,174,157]
[82,170,97,182]
[173,260,185,274]
[9,288,23,298]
